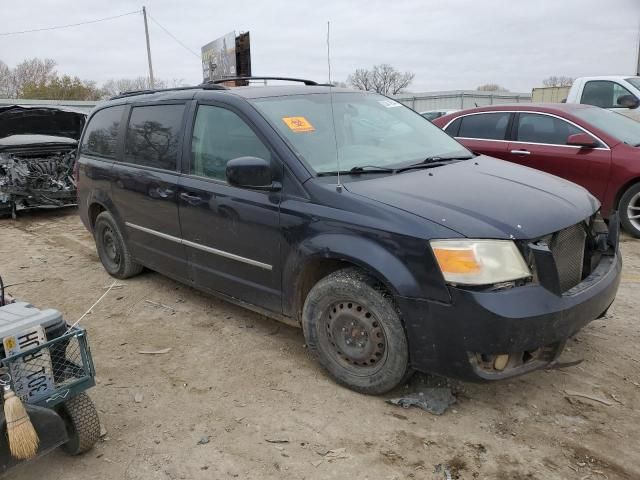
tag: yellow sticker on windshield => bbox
[282,116,315,132]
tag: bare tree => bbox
[0,60,12,97]
[476,83,509,92]
[542,75,574,87]
[12,58,57,97]
[348,64,414,95]
[99,77,169,98]
[347,68,373,91]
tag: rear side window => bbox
[444,117,462,136]
[81,106,124,158]
[124,104,185,170]
[516,113,582,145]
[457,112,510,140]
[581,81,635,109]
[190,105,271,181]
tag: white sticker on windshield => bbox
[378,99,402,108]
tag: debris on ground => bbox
[138,347,172,355]
[324,447,350,461]
[264,436,289,444]
[197,436,210,445]
[387,387,457,415]
[563,390,614,406]
[134,393,143,403]
[144,300,176,314]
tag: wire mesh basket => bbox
[0,326,95,408]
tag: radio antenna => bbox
[327,21,342,191]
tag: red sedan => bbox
[433,104,640,237]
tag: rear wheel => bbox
[59,393,101,455]
[619,183,640,238]
[302,268,410,395]
[94,211,143,278]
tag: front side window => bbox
[581,81,636,109]
[516,113,582,145]
[81,105,124,158]
[457,113,510,140]
[124,104,185,170]
[250,92,469,174]
[191,105,271,181]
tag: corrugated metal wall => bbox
[393,90,532,112]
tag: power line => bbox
[147,13,201,59]
[0,10,141,37]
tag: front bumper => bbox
[397,251,622,381]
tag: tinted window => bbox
[516,113,582,145]
[457,113,510,140]
[81,106,124,158]
[444,117,462,136]
[581,81,635,109]
[124,104,185,170]
[191,105,271,181]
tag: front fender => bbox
[282,233,450,318]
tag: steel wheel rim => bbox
[319,300,388,376]
[102,226,120,267]
[628,192,640,231]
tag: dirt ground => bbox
[2,208,639,480]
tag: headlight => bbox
[430,239,531,286]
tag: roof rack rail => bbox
[110,83,228,100]
[211,76,318,86]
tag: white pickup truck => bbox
[565,76,640,121]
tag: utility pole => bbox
[142,6,155,88]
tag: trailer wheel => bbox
[59,393,101,455]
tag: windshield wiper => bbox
[394,155,474,173]
[317,165,395,176]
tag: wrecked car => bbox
[0,105,87,217]
[77,80,621,395]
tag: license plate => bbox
[3,325,55,401]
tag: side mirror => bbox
[567,133,599,148]
[617,94,640,109]
[226,156,281,191]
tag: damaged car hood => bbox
[0,105,86,141]
[343,156,600,239]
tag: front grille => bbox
[550,223,586,292]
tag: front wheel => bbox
[59,393,101,455]
[619,183,640,238]
[302,268,410,395]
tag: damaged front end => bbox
[0,105,87,216]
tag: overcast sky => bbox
[1,0,639,93]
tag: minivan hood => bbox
[344,156,599,239]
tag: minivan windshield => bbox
[625,77,640,90]
[572,106,640,146]
[251,92,470,174]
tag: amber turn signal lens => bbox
[432,248,481,274]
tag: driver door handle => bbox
[510,149,531,156]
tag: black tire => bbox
[0,201,14,219]
[619,183,640,238]
[94,211,143,278]
[302,268,410,395]
[59,393,101,455]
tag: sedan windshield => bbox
[625,77,640,90]
[250,92,470,174]
[572,107,640,146]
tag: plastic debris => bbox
[387,388,456,415]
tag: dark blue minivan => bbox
[76,79,621,394]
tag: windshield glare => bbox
[625,77,640,90]
[572,107,640,146]
[251,92,470,174]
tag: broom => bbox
[3,384,39,459]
